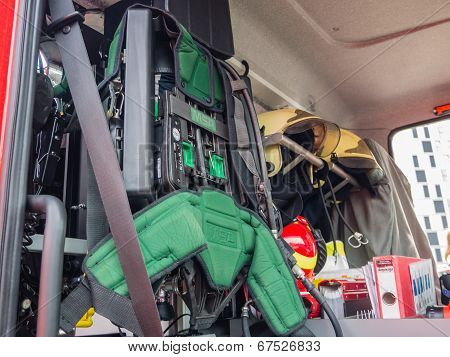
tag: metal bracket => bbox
[47,11,84,35]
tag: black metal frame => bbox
[179,260,247,333]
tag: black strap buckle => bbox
[47,11,85,35]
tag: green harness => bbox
[60,189,306,336]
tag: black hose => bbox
[299,274,343,337]
[320,299,344,337]
[242,314,251,337]
[241,300,253,337]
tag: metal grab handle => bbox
[27,195,66,337]
[264,133,360,188]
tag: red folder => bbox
[373,256,421,318]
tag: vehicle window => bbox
[391,119,450,269]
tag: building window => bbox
[423,185,430,198]
[412,128,418,138]
[424,216,431,229]
[412,155,419,167]
[416,170,426,182]
[423,127,430,138]
[434,200,445,213]
[422,141,432,153]
[429,155,436,167]
[442,216,448,229]
[435,184,442,198]
[427,232,439,245]
[435,249,443,262]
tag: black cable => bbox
[175,328,192,336]
[163,313,191,335]
[316,176,338,255]
[326,177,357,235]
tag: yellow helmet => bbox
[258,108,340,177]
[321,129,385,187]
[323,129,379,169]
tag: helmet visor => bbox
[284,116,340,157]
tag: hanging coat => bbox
[331,139,438,284]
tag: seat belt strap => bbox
[60,279,92,333]
[48,0,162,336]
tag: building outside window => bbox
[392,121,450,269]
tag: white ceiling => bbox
[229,0,450,142]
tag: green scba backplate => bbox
[190,107,217,133]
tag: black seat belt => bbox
[48,0,163,336]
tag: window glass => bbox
[416,170,426,182]
[435,249,443,262]
[422,141,432,153]
[442,216,448,229]
[392,119,450,269]
[429,155,436,167]
[427,232,439,245]
[434,200,445,213]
